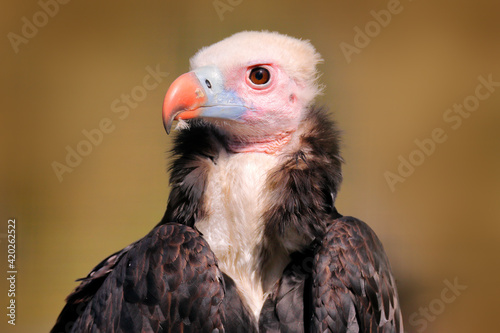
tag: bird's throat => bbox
[227,130,295,154]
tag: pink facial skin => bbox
[222,62,304,141]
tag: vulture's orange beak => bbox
[162,72,207,134]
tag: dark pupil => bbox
[255,70,264,81]
[205,79,212,89]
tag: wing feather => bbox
[52,223,229,333]
[259,216,403,333]
[311,216,403,333]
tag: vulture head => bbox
[162,31,323,153]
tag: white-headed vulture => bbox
[52,31,403,333]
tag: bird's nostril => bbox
[205,79,212,89]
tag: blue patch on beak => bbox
[192,66,247,121]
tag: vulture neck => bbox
[163,107,343,319]
[227,130,295,155]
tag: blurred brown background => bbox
[1,0,499,332]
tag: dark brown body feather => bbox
[52,107,403,332]
[259,217,402,333]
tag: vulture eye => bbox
[249,67,270,86]
[205,79,212,89]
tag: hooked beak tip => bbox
[162,72,207,134]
